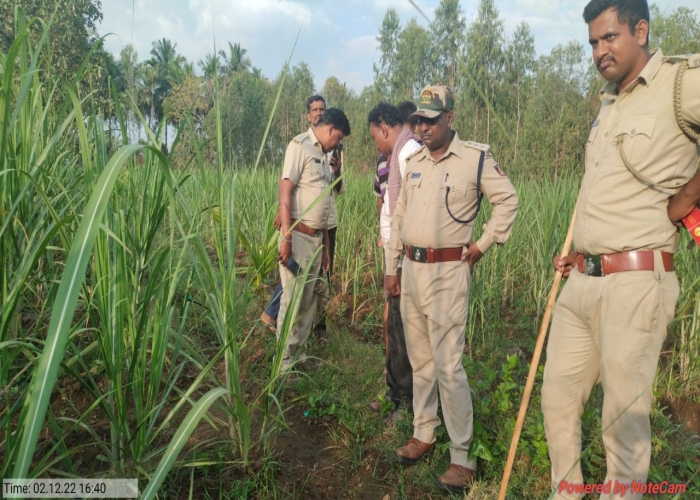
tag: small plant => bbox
[304,392,339,420]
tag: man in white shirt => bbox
[368,102,422,419]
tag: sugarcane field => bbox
[1,0,699,498]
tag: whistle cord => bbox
[445,151,484,224]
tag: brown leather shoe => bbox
[437,464,476,493]
[395,438,434,465]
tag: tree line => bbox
[2,0,698,177]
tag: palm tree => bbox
[252,66,264,80]
[136,63,159,131]
[116,45,139,140]
[149,38,186,148]
[182,61,196,79]
[198,53,221,80]
[218,42,251,76]
[118,44,139,93]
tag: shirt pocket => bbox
[307,157,326,183]
[405,174,422,205]
[614,117,656,166]
[441,180,478,221]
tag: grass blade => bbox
[140,387,228,500]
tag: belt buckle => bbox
[412,246,428,263]
[584,254,603,277]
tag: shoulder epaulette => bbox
[292,132,309,145]
[405,146,425,162]
[664,54,700,68]
[461,140,491,153]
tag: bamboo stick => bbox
[497,209,577,500]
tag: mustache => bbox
[596,56,615,68]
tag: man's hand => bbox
[274,210,281,230]
[322,248,330,273]
[278,236,292,266]
[385,274,400,298]
[330,154,342,193]
[668,170,700,226]
[330,153,341,175]
[667,191,698,227]
[461,243,484,273]
[378,234,383,247]
[552,252,578,278]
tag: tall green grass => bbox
[2,14,244,494]
[2,11,698,499]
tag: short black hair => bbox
[318,108,351,136]
[396,100,419,127]
[367,102,403,128]
[306,95,326,112]
[583,0,649,44]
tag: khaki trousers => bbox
[401,258,477,470]
[542,255,679,500]
[277,231,323,371]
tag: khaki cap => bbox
[411,85,455,119]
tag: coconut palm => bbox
[198,53,221,80]
[218,42,251,76]
[136,62,159,131]
[148,38,186,148]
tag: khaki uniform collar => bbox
[307,127,323,152]
[600,48,663,100]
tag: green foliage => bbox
[650,5,700,55]
[0,0,103,81]
[304,393,339,420]
[431,0,466,88]
[0,13,304,493]
[218,42,251,76]
[3,3,700,498]
[235,202,279,290]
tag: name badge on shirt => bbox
[410,172,421,178]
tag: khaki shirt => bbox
[386,132,519,275]
[574,49,700,254]
[327,151,346,229]
[281,127,332,230]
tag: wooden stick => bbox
[497,209,577,500]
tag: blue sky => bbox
[98,0,697,93]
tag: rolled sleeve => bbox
[474,155,519,254]
[281,141,304,185]
[386,180,407,275]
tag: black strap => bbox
[445,151,484,224]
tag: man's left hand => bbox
[667,191,698,227]
[330,153,341,176]
[462,243,484,272]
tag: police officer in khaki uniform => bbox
[385,85,518,492]
[277,108,351,374]
[542,1,700,499]
[261,95,345,341]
